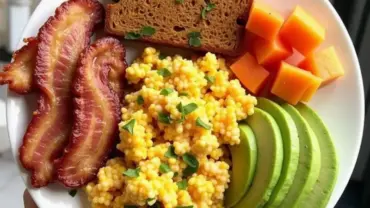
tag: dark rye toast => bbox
[105,0,253,56]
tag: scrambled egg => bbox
[85,47,257,208]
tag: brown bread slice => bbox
[105,0,253,56]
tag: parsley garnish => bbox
[125,32,141,40]
[158,112,172,124]
[179,92,189,97]
[160,88,175,96]
[188,32,201,47]
[165,145,178,159]
[122,119,135,135]
[195,117,211,130]
[182,153,199,177]
[123,168,140,178]
[157,68,172,77]
[201,2,216,19]
[141,26,156,36]
[177,180,188,190]
[159,163,172,173]
[68,189,77,197]
[205,75,215,84]
[175,0,184,4]
[137,95,144,105]
[147,198,157,206]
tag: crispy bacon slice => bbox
[19,0,104,188]
[57,37,126,188]
[0,37,38,94]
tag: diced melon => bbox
[301,75,323,102]
[271,62,320,104]
[253,36,293,67]
[279,6,325,55]
[246,2,284,41]
[298,46,344,86]
[230,52,270,94]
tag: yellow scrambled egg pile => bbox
[85,48,257,208]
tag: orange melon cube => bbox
[253,36,293,67]
[298,46,344,86]
[242,31,259,55]
[230,52,270,94]
[246,2,284,41]
[301,75,323,102]
[279,6,325,55]
[271,62,319,105]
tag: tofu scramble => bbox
[85,48,257,208]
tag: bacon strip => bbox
[57,37,126,188]
[0,37,38,94]
[19,0,104,188]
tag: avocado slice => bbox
[295,103,338,208]
[257,98,300,208]
[279,104,321,208]
[225,124,257,208]
[234,108,283,208]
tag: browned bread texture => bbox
[105,0,253,56]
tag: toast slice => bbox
[105,0,253,56]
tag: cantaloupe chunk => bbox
[246,2,284,41]
[242,31,259,55]
[298,46,344,86]
[271,62,320,105]
[279,6,325,55]
[253,36,293,67]
[230,53,270,94]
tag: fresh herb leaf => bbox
[125,205,139,208]
[196,117,211,130]
[157,68,172,77]
[137,95,144,105]
[160,88,174,96]
[159,53,167,60]
[122,119,136,135]
[201,2,216,19]
[158,112,172,124]
[182,153,199,177]
[159,163,172,173]
[147,198,157,206]
[176,103,186,123]
[183,103,198,115]
[188,32,201,47]
[175,0,184,4]
[165,145,178,159]
[176,206,194,208]
[179,92,189,97]
[68,189,77,197]
[141,26,156,36]
[205,75,215,84]
[174,172,179,177]
[125,32,141,40]
[177,180,188,190]
[123,168,140,178]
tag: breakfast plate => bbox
[5,0,364,207]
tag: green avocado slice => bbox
[257,98,300,208]
[225,124,257,208]
[295,103,338,208]
[279,104,321,208]
[234,108,283,208]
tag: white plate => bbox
[6,0,365,207]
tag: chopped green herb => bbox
[182,153,199,177]
[176,103,186,123]
[125,32,141,40]
[147,198,157,206]
[122,119,136,135]
[157,68,172,77]
[205,75,215,84]
[188,32,201,47]
[165,145,178,159]
[160,88,174,96]
[196,117,211,130]
[141,26,156,36]
[179,92,189,97]
[175,0,184,4]
[183,103,198,115]
[137,95,144,105]
[174,172,179,177]
[125,205,139,208]
[177,180,188,190]
[123,168,140,178]
[176,206,194,208]
[68,189,77,197]
[159,53,167,60]
[159,163,172,173]
[158,112,172,124]
[201,2,216,19]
